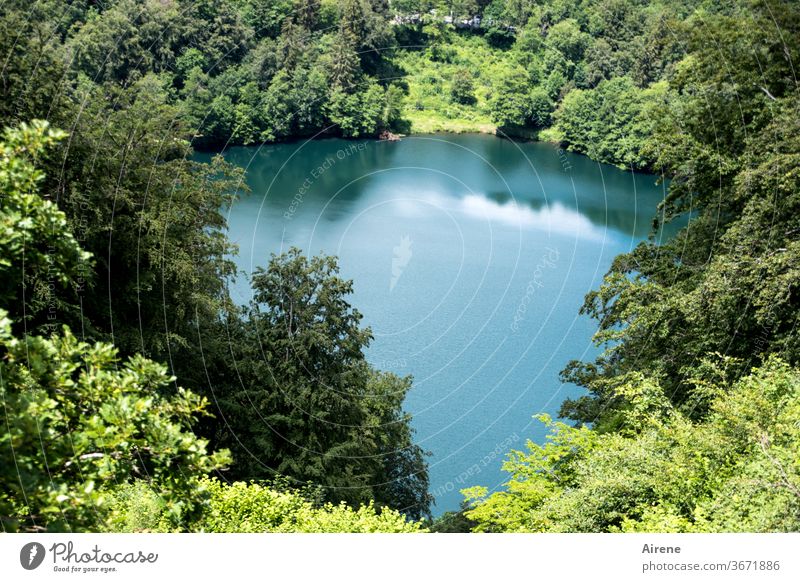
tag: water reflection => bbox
[195,134,669,515]
[203,134,668,245]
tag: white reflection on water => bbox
[387,190,607,241]
[459,195,604,241]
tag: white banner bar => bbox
[2,534,798,581]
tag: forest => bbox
[1,0,799,533]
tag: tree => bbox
[338,0,392,60]
[423,19,454,63]
[217,249,430,516]
[294,0,321,30]
[450,68,477,105]
[324,30,362,92]
[290,64,330,133]
[326,82,389,137]
[48,74,244,390]
[67,0,182,83]
[224,249,375,502]
[384,84,407,130]
[528,86,554,127]
[0,2,70,125]
[584,38,616,85]
[261,69,297,139]
[488,65,531,127]
[278,17,307,70]
[238,0,294,38]
[181,0,252,66]
[544,18,588,64]
[552,76,665,168]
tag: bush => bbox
[197,479,427,533]
[104,482,173,533]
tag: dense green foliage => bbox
[0,0,433,525]
[198,478,425,532]
[0,314,230,532]
[3,0,800,533]
[0,122,90,322]
[0,123,228,532]
[3,0,403,146]
[0,119,426,532]
[0,0,699,163]
[550,78,666,168]
[559,3,800,428]
[462,0,800,533]
[0,0,745,161]
[388,0,694,163]
[464,358,800,532]
[197,478,426,532]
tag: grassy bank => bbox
[392,33,501,135]
[392,33,562,145]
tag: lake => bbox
[195,134,668,515]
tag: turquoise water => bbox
[196,134,668,514]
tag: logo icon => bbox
[390,235,413,291]
[20,542,46,570]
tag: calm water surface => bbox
[195,134,668,514]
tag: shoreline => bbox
[192,124,555,151]
[195,128,660,176]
